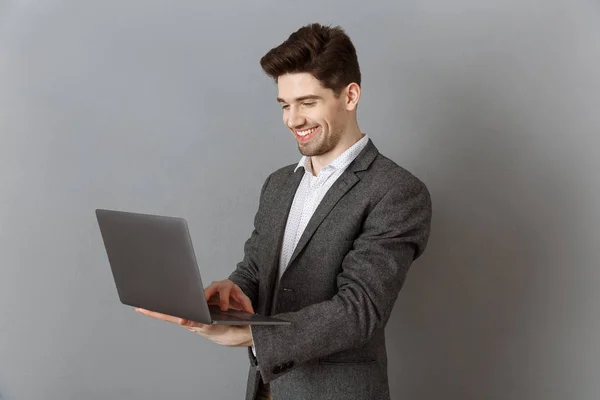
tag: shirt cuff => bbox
[250,326,257,357]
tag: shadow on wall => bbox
[384,81,574,400]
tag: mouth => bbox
[294,126,320,143]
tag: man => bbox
[137,23,432,399]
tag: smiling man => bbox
[137,23,432,400]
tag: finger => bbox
[237,290,254,314]
[207,293,221,306]
[185,323,210,332]
[204,284,219,302]
[220,287,231,311]
[226,299,244,311]
[232,288,254,314]
[135,308,180,324]
[207,297,221,306]
[179,318,196,327]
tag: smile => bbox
[295,126,320,142]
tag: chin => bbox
[298,147,312,157]
[298,146,325,158]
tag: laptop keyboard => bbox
[209,307,254,321]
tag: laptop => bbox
[95,208,290,326]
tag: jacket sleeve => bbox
[227,174,272,309]
[250,179,432,383]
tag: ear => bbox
[344,83,361,111]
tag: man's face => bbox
[277,72,349,157]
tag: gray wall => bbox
[1,0,599,399]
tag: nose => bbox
[286,108,306,130]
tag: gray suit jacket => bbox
[229,139,432,400]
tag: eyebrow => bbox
[277,94,323,103]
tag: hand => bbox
[134,308,253,347]
[204,279,254,314]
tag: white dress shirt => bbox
[251,134,369,357]
[277,134,370,280]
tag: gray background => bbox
[1,0,599,399]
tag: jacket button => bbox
[272,365,282,374]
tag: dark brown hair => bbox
[260,23,361,96]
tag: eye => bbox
[281,104,290,110]
[302,102,316,107]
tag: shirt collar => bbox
[294,134,370,174]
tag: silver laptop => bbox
[95,208,290,326]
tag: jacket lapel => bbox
[283,139,379,272]
[261,167,304,313]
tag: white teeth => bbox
[298,127,318,136]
